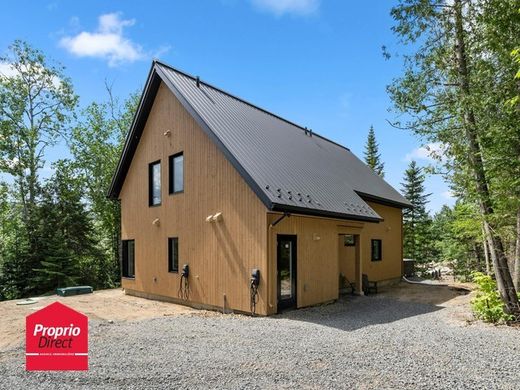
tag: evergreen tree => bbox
[71,89,139,285]
[401,161,432,262]
[0,41,77,298]
[33,161,101,291]
[33,231,78,292]
[387,0,519,314]
[364,126,385,177]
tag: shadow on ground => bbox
[275,294,443,331]
[273,281,474,332]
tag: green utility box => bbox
[55,286,93,297]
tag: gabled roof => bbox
[108,61,411,222]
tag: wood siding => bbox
[267,202,402,314]
[119,82,269,315]
[118,83,404,316]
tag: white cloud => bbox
[59,12,144,66]
[251,0,319,16]
[0,62,62,88]
[405,142,446,162]
[0,62,18,78]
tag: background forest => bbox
[0,0,518,319]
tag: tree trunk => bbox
[514,208,520,291]
[482,225,491,276]
[454,0,519,316]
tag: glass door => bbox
[277,235,297,311]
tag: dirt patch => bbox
[0,288,196,352]
[377,280,476,325]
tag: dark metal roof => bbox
[108,61,411,222]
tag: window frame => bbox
[148,160,161,207]
[371,239,382,262]
[169,152,184,195]
[122,239,135,278]
[168,237,179,273]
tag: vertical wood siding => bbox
[267,202,402,314]
[120,82,268,314]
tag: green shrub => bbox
[470,272,513,323]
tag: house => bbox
[108,61,412,315]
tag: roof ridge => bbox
[153,59,351,152]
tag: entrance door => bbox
[277,235,297,311]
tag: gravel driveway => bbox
[1,294,518,389]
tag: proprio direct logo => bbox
[26,301,88,370]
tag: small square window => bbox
[168,237,179,273]
[344,235,355,246]
[371,239,382,261]
[122,240,135,278]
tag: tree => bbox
[387,0,519,316]
[0,40,77,296]
[70,86,139,285]
[401,161,432,262]
[33,161,101,291]
[363,126,385,177]
[0,40,77,222]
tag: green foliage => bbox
[0,40,77,218]
[0,40,139,300]
[388,0,520,312]
[70,88,139,286]
[363,126,385,177]
[431,203,486,281]
[401,161,433,262]
[32,161,106,291]
[471,272,514,323]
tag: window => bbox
[149,160,161,206]
[169,152,184,194]
[168,237,179,273]
[122,240,135,278]
[344,235,355,246]
[371,239,382,261]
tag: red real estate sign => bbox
[26,301,88,370]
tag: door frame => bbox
[277,234,297,311]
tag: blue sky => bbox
[0,0,454,212]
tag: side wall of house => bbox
[119,82,268,314]
[267,202,402,314]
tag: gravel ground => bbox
[1,294,518,389]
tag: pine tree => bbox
[33,231,79,292]
[32,161,100,291]
[364,126,385,177]
[401,161,432,262]
[387,0,520,314]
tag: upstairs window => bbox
[168,237,179,273]
[122,240,135,278]
[149,160,161,206]
[169,152,184,194]
[371,239,382,261]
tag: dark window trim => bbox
[122,239,135,278]
[168,152,184,195]
[148,160,161,207]
[168,237,179,273]
[371,239,382,262]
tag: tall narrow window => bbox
[168,237,179,273]
[122,240,135,278]
[149,160,161,206]
[371,239,382,261]
[169,152,184,194]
